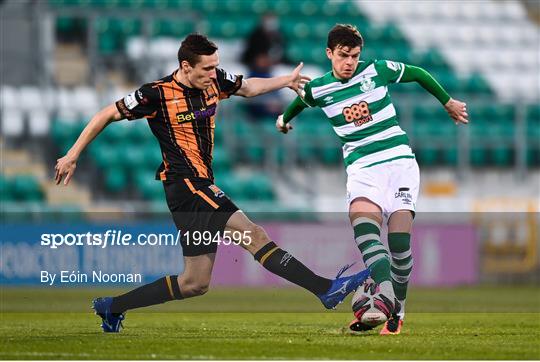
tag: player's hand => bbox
[54,153,77,185]
[444,98,469,125]
[287,62,311,98]
[276,114,293,134]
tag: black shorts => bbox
[163,178,239,256]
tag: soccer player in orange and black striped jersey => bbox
[55,33,370,333]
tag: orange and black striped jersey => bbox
[115,68,242,182]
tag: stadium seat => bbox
[416,147,438,166]
[212,146,232,173]
[1,108,24,137]
[442,148,458,166]
[319,145,341,165]
[470,148,487,166]
[464,73,493,95]
[104,167,128,193]
[89,144,123,170]
[491,148,513,167]
[133,170,164,200]
[12,175,44,202]
[0,176,15,202]
[152,19,195,37]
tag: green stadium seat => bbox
[126,121,151,143]
[212,146,232,173]
[491,148,513,167]
[245,142,265,163]
[297,143,317,163]
[413,106,447,122]
[51,120,85,149]
[527,148,539,167]
[244,174,275,200]
[90,144,123,170]
[104,167,127,193]
[100,124,130,143]
[219,174,247,200]
[152,20,195,37]
[281,19,312,40]
[319,145,341,165]
[124,143,147,169]
[249,0,271,14]
[442,148,458,166]
[470,148,487,166]
[166,0,195,10]
[56,17,77,34]
[134,170,164,200]
[464,73,493,96]
[416,148,438,166]
[0,176,15,202]
[12,175,44,202]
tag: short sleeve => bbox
[215,68,243,99]
[374,59,406,84]
[115,83,159,121]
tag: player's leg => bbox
[225,210,370,309]
[387,210,413,320]
[380,158,419,335]
[349,198,394,302]
[111,253,214,312]
[92,254,214,332]
[379,211,412,335]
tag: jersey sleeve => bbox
[301,82,317,107]
[374,59,406,85]
[215,68,243,99]
[115,83,160,121]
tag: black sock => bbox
[254,241,332,295]
[110,275,183,313]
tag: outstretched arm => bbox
[54,104,123,185]
[235,62,310,98]
[400,65,468,124]
[276,96,308,134]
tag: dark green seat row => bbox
[50,0,366,17]
[1,174,45,202]
[415,147,539,167]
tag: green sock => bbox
[388,232,413,301]
[353,217,391,284]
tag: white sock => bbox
[397,299,405,320]
[379,280,395,302]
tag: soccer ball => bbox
[350,280,394,330]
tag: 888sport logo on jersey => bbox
[342,101,373,127]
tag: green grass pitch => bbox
[1,286,539,359]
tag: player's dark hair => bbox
[327,24,363,51]
[178,33,218,66]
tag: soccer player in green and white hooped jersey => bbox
[276,24,469,334]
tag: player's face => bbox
[326,45,361,80]
[184,52,219,90]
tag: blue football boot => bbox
[92,297,125,333]
[318,264,371,309]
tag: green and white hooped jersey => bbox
[302,59,415,168]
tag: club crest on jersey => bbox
[359,77,375,93]
[208,184,224,198]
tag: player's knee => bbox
[180,278,210,297]
[184,282,210,297]
[246,224,270,250]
